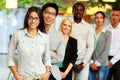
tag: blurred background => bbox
[0,0,120,80]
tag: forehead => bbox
[63,20,71,24]
[44,7,56,12]
[96,13,103,16]
[74,4,83,9]
[111,10,120,14]
[29,11,38,17]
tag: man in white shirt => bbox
[106,8,120,80]
[71,2,94,80]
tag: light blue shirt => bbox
[94,28,106,49]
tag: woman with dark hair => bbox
[23,6,45,33]
[88,11,111,80]
[7,6,51,80]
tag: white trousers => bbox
[72,59,89,80]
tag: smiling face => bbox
[60,18,72,35]
[43,7,56,26]
[27,11,40,30]
[95,13,105,26]
[73,4,84,19]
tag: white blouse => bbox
[7,29,51,78]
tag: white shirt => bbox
[106,23,120,64]
[71,19,94,65]
[7,29,51,78]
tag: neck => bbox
[95,25,103,34]
[74,17,82,24]
[45,24,51,32]
[63,34,69,44]
[112,22,119,28]
[96,25,103,29]
[27,28,38,37]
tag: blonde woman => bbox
[59,17,78,80]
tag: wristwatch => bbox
[81,62,85,67]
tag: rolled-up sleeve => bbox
[7,32,17,67]
[43,35,51,67]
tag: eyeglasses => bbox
[43,11,56,16]
[28,16,40,21]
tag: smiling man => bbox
[42,3,65,80]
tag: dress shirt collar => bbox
[24,28,43,37]
[101,28,106,33]
[72,19,86,25]
[46,24,54,34]
[94,27,106,34]
[108,23,120,29]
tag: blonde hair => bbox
[59,17,72,35]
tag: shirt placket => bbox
[30,38,35,76]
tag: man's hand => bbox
[109,61,113,68]
[73,63,84,73]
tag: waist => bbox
[24,75,42,80]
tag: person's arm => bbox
[41,35,51,80]
[9,66,25,80]
[83,26,94,66]
[51,32,65,64]
[61,63,73,79]
[7,31,25,80]
[96,31,112,66]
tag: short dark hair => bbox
[95,11,106,19]
[42,2,58,16]
[112,8,120,11]
[23,6,45,32]
[73,2,85,11]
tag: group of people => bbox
[7,2,120,80]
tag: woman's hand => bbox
[60,71,67,79]
[15,74,25,80]
[40,72,50,80]
[90,63,98,71]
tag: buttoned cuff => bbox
[89,60,94,64]
[95,60,101,66]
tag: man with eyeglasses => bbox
[42,2,65,80]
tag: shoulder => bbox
[105,29,112,35]
[39,31,49,40]
[12,29,24,36]
[69,36,77,42]
[40,31,48,37]
[104,29,112,37]
[52,28,63,36]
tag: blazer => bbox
[91,30,111,66]
[60,37,78,80]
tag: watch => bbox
[81,62,85,67]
